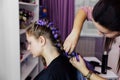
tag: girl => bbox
[26,19,85,80]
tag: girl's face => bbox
[93,20,120,38]
[26,34,43,57]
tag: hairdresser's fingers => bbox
[69,57,76,63]
[64,47,70,53]
[70,55,84,65]
[76,55,84,62]
[63,39,77,54]
[69,56,82,71]
[78,55,87,68]
[70,55,87,72]
[63,30,79,53]
[68,44,75,54]
[64,44,74,54]
[70,56,89,76]
[63,41,70,53]
[63,37,71,53]
[69,57,73,62]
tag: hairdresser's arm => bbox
[63,9,87,53]
[70,55,107,80]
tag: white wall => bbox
[0,0,20,80]
[74,0,100,37]
[75,0,98,14]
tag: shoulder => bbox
[80,6,93,21]
[49,59,68,72]
[49,55,76,73]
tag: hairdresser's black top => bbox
[34,54,82,80]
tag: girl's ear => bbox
[38,36,46,46]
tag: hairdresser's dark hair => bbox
[26,19,64,54]
[93,0,120,72]
[92,0,120,32]
[104,37,120,72]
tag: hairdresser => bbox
[63,0,120,80]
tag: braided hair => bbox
[26,19,65,66]
[26,19,64,54]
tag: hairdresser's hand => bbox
[70,55,89,76]
[63,30,79,54]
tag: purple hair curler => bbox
[64,52,80,62]
[54,34,58,39]
[36,20,47,26]
[71,52,80,62]
[47,22,53,28]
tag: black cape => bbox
[34,54,85,80]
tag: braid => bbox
[36,19,64,53]
[36,19,80,61]
[26,19,65,67]
[47,21,64,53]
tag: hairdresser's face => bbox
[26,34,42,57]
[93,20,120,38]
